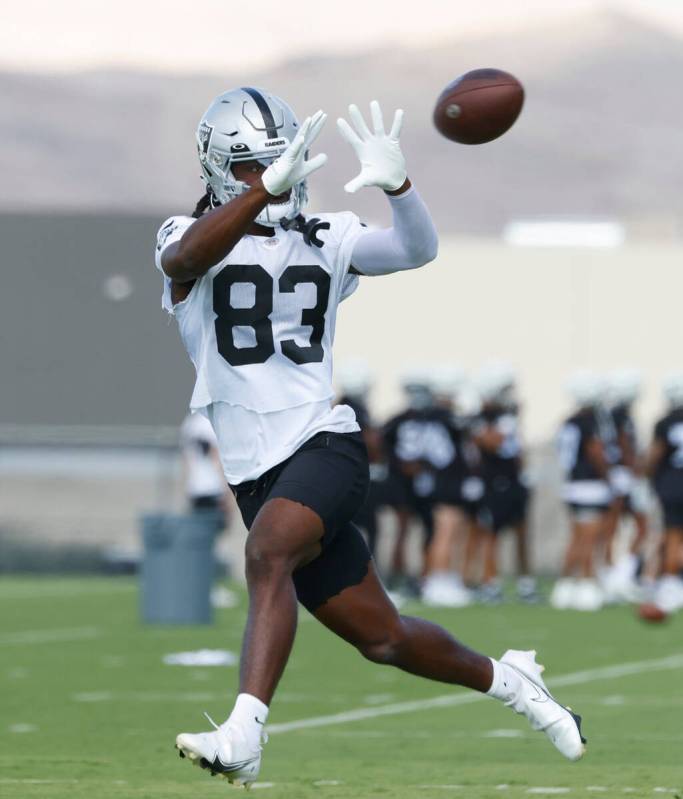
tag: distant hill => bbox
[3,9,683,236]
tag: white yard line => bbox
[0,626,100,645]
[268,651,683,735]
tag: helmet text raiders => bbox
[196,87,305,227]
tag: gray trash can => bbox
[140,512,218,624]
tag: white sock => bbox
[486,658,522,703]
[223,693,269,749]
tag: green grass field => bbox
[1,577,682,799]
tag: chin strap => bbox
[279,214,330,248]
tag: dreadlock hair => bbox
[191,190,215,219]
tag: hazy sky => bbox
[4,0,683,73]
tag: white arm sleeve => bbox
[350,185,439,276]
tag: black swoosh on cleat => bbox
[201,754,258,775]
[569,711,587,744]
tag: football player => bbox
[471,363,535,604]
[156,88,585,784]
[643,373,683,615]
[381,368,438,595]
[599,369,649,601]
[421,365,475,607]
[551,371,610,611]
[179,411,228,522]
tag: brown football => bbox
[637,603,669,624]
[433,68,524,145]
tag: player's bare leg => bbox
[662,527,683,575]
[425,505,460,573]
[513,519,538,602]
[602,497,624,566]
[176,498,324,783]
[316,560,492,688]
[240,498,324,702]
[630,511,648,556]
[422,505,471,606]
[551,515,602,610]
[314,561,585,759]
[463,521,484,584]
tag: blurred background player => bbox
[179,411,229,525]
[420,365,474,607]
[643,373,683,617]
[552,371,610,611]
[599,369,649,602]
[384,368,470,607]
[470,362,535,604]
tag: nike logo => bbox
[254,716,264,726]
[212,754,258,773]
[528,683,551,703]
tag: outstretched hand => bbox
[337,101,407,193]
[262,110,328,197]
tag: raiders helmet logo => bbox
[198,121,213,155]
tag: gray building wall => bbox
[1,213,193,432]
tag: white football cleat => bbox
[422,572,472,608]
[549,578,576,610]
[573,579,604,612]
[175,713,265,787]
[654,575,683,614]
[500,649,586,761]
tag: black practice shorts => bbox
[479,477,529,533]
[231,431,371,613]
[655,471,683,528]
[661,501,683,529]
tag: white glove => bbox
[337,101,406,193]
[262,110,327,197]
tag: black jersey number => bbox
[213,263,330,367]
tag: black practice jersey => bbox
[383,406,468,477]
[558,409,605,481]
[653,409,683,473]
[595,405,620,465]
[473,406,522,481]
[611,404,637,465]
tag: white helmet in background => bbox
[399,365,433,410]
[566,369,606,407]
[456,381,483,417]
[336,358,373,399]
[475,361,516,404]
[608,368,642,407]
[196,87,306,227]
[430,365,466,400]
[662,372,683,409]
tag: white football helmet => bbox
[566,369,606,408]
[475,361,516,405]
[430,365,466,400]
[663,372,683,409]
[608,368,642,407]
[196,87,307,227]
[399,366,433,410]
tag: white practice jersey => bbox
[155,212,363,483]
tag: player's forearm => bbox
[350,185,438,276]
[162,184,271,282]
